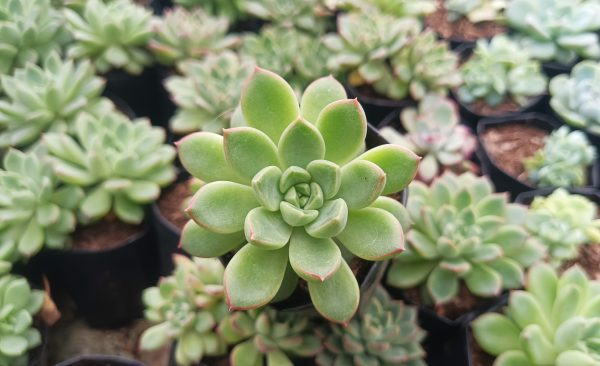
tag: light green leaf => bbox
[427,267,459,304]
[472,313,521,356]
[359,145,420,195]
[224,127,280,182]
[335,160,386,209]
[304,199,348,238]
[180,220,245,258]
[308,260,359,324]
[277,117,325,168]
[289,229,341,282]
[316,99,366,165]
[306,160,341,199]
[251,166,283,212]
[244,208,292,250]
[300,76,347,123]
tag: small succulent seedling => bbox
[387,172,545,304]
[165,51,254,134]
[177,70,419,323]
[241,0,329,35]
[473,263,600,366]
[526,188,600,267]
[141,255,229,366]
[218,307,320,365]
[64,0,153,74]
[444,0,507,23]
[379,94,476,182]
[44,110,177,225]
[325,0,436,18]
[316,286,427,366]
[524,126,596,188]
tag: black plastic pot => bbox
[29,326,48,366]
[542,59,576,78]
[463,294,509,366]
[346,84,416,127]
[477,113,600,198]
[155,66,177,133]
[55,355,146,366]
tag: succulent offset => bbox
[64,0,153,74]
[165,51,254,134]
[387,172,545,304]
[44,110,177,224]
[444,0,507,23]
[241,0,329,35]
[550,61,600,136]
[141,255,229,366]
[524,126,596,188]
[506,0,600,65]
[473,263,600,366]
[526,188,600,267]
[379,94,476,182]
[177,71,419,323]
[457,35,547,108]
[0,52,111,149]
[316,286,427,366]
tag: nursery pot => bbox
[56,355,146,366]
[542,59,576,78]
[346,84,416,127]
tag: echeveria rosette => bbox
[325,0,436,18]
[473,263,600,366]
[172,0,244,22]
[445,0,507,23]
[387,172,545,305]
[177,70,419,324]
[241,0,330,35]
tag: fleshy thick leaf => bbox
[289,229,342,282]
[244,208,292,250]
[308,260,359,324]
[300,76,347,123]
[473,313,521,356]
[359,145,420,195]
[224,127,280,182]
[304,199,348,238]
[335,160,386,209]
[278,117,325,168]
[180,220,245,257]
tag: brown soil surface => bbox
[469,327,495,366]
[481,123,548,181]
[561,244,600,280]
[426,2,506,41]
[157,180,191,230]
[468,98,522,116]
[72,219,142,251]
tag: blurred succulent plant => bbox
[44,110,177,225]
[218,307,320,365]
[172,0,243,22]
[0,52,111,149]
[0,149,83,264]
[165,51,254,134]
[316,286,427,366]
[149,7,241,67]
[141,255,229,366]
[526,189,600,267]
[241,0,330,35]
[444,0,507,23]
[177,71,419,323]
[457,35,547,108]
[387,172,545,304]
[64,0,153,74]
[379,94,476,182]
[506,0,600,65]
[550,61,600,136]
[473,263,600,366]
[524,126,596,188]
[325,0,436,18]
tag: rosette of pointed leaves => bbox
[177,71,419,323]
[141,255,229,366]
[0,53,111,149]
[550,61,600,136]
[457,35,547,107]
[43,110,177,225]
[379,94,476,182]
[387,172,545,304]
[473,263,600,366]
[526,189,600,267]
[390,31,462,101]
[445,0,507,23]
[165,51,254,134]
[64,0,153,74]
[506,0,600,65]
[149,7,240,67]
[241,0,329,35]
[316,286,426,366]
[325,0,436,18]
[0,149,83,264]
[524,127,596,188]
[173,0,243,22]
[324,11,421,100]
[218,307,320,366]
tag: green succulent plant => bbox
[506,0,600,65]
[526,188,600,267]
[457,35,547,108]
[444,0,507,23]
[165,51,254,135]
[148,7,241,67]
[0,274,44,366]
[379,94,476,182]
[218,307,320,366]
[141,255,229,366]
[316,286,427,366]
[473,263,600,366]
[0,52,111,149]
[524,126,596,188]
[325,0,436,18]
[387,172,545,305]
[550,61,600,136]
[64,0,153,74]
[0,149,83,263]
[43,110,177,225]
[177,70,419,323]
[172,0,243,22]
[241,0,329,35]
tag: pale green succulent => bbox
[387,172,545,304]
[64,0,153,74]
[325,0,436,18]
[165,51,254,134]
[445,0,507,23]
[172,0,243,22]
[524,126,596,188]
[473,263,600,366]
[241,0,329,35]
[141,255,229,366]
[177,71,419,323]
[44,110,177,224]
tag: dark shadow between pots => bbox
[55,355,146,366]
[346,84,416,127]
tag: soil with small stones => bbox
[469,327,495,366]
[561,244,600,280]
[72,219,142,251]
[425,2,506,41]
[157,180,191,230]
[481,123,548,182]
[467,98,523,116]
